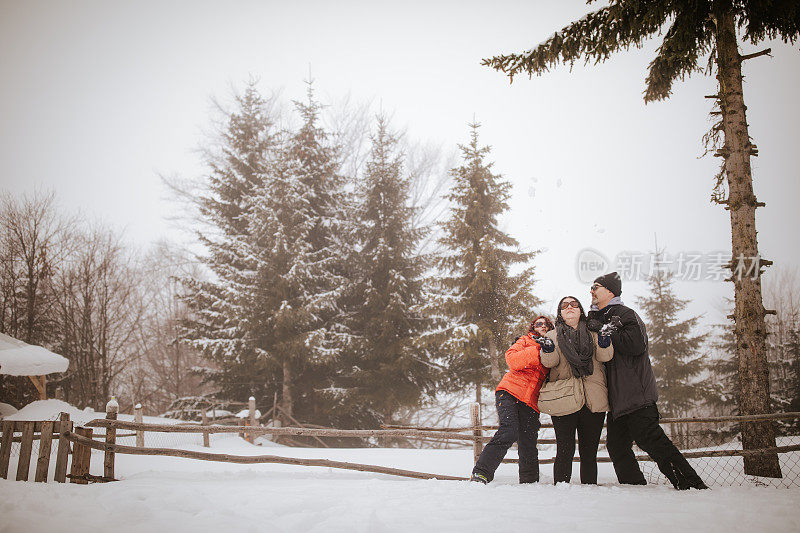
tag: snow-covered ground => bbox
[2,401,799,532]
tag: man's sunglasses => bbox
[590,284,603,291]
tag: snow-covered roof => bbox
[0,332,69,376]
[235,408,261,419]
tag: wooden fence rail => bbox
[501,444,800,464]
[3,403,799,486]
[61,430,468,481]
[83,407,800,479]
[81,419,592,445]
[85,419,486,442]
[383,411,800,433]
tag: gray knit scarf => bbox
[556,320,596,378]
[589,296,624,312]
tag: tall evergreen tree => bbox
[334,116,437,428]
[434,122,539,399]
[273,82,355,423]
[241,138,343,425]
[181,80,361,429]
[637,266,710,419]
[708,319,739,416]
[180,81,279,405]
[483,0,799,478]
[782,329,800,434]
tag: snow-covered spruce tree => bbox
[768,322,800,436]
[265,82,355,425]
[433,122,539,400]
[707,318,741,442]
[179,81,280,405]
[334,116,437,429]
[781,329,800,435]
[708,318,739,415]
[637,266,711,418]
[762,268,800,420]
[483,0,800,479]
[637,265,710,447]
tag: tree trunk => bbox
[714,8,781,478]
[25,275,35,344]
[281,357,293,420]
[488,338,501,382]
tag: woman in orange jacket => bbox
[470,316,553,484]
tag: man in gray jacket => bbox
[587,272,708,490]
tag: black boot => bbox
[470,473,489,484]
[672,465,691,490]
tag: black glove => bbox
[587,318,603,332]
[599,316,623,336]
[597,333,612,348]
[533,336,555,353]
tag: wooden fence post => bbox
[272,391,280,445]
[201,411,210,448]
[134,403,144,447]
[16,421,35,481]
[272,417,282,444]
[69,427,93,484]
[471,402,482,465]
[104,398,118,480]
[54,412,72,483]
[0,421,12,479]
[34,421,54,482]
[239,416,248,443]
[249,396,257,429]
[247,396,257,444]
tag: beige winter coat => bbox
[542,327,614,413]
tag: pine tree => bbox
[638,262,714,448]
[181,80,362,430]
[483,0,799,478]
[782,329,800,434]
[179,80,279,405]
[637,266,710,417]
[708,319,739,416]
[241,140,338,424]
[703,318,742,443]
[334,116,437,428]
[239,81,357,429]
[434,122,539,398]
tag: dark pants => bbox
[606,404,705,489]
[552,405,606,484]
[473,390,541,483]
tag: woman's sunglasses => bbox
[560,301,581,310]
[533,321,547,328]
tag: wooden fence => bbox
[389,404,800,467]
[0,413,73,483]
[2,400,799,485]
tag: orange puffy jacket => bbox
[496,334,549,412]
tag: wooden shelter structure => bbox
[0,332,68,400]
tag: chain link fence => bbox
[636,419,800,488]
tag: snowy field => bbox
[2,402,800,533]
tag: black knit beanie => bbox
[594,271,622,297]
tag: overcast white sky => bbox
[1,0,798,332]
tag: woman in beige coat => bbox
[542,295,613,484]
